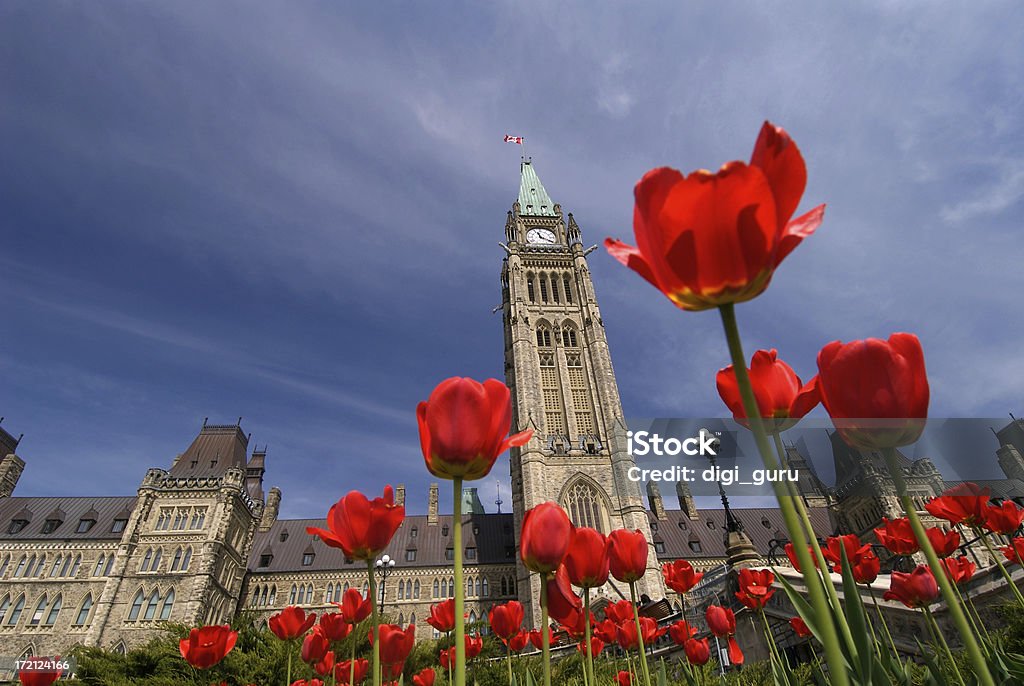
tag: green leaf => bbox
[838,544,873,682]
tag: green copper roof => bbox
[518,161,557,216]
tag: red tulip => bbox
[488,600,524,640]
[413,669,435,686]
[319,612,352,641]
[884,565,939,608]
[616,616,662,651]
[520,502,572,574]
[593,618,618,644]
[814,333,929,450]
[307,486,405,561]
[16,658,62,686]
[528,628,556,651]
[925,528,961,558]
[465,634,483,660]
[417,377,532,481]
[577,636,604,658]
[668,620,697,646]
[439,647,454,670]
[291,680,324,686]
[784,542,817,572]
[984,501,1024,535]
[302,628,331,663]
[821,534,869,570]
[1003,538,1024,565]
[426,598,456,633]
[608,529,648,583]
[603,600,635,625]
[851,550,881,585]
[615,671,632,686]
[735,568,775,610]
[335,659,369,686]
[546,565,584,627]
[564,527,610,588]
[335,589,373,625]
[605,121,824,311]
[270,606,318,641]
[683,638,711,666]
[179,625,238,669]
[705,605,736,637]
[925,483,991,527]
[875,518,919,556]
[789,616,813,638]
[942,556,977,585]
[509,631,529,652]
[370,624,416,666]
[662,559,703,594]
[314,651,336,677]
[716,349,820,431]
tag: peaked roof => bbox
[0,496,137,540]
[169,422,250,478]
[518,161,556,216]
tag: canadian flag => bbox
[503,135,524,144]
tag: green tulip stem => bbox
[866,583,899,659]
[506,641,513,686]
[964,588,991,640]
[949,577,989,653]
[583,586,596,686]
[881,447,994,686]
[350,632,357,686]
[772,430,857,656]
[540,573,552,686]
[628,580,652,686]
[718,303,850,686]
[453,476,466,686]
[975,527,1024,608]
[757,608,783,673]
[922,606,966,686]
[287,647,293,686]
[367,560,381,686]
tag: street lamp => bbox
[375,554,397,614]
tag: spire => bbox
[518,160,557,217]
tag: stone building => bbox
[1,161,1016,662]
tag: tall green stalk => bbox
[922,606,966,686]
[772,430,857,658]
[349,633,357,686]
[866,584,899,659]
[881,447,994,686]
[367,561,380,686]
[718,303,850,686]
[628,581,652,686]
[540,575,552,686]
[453,476,466,686]
[583,587,596,686]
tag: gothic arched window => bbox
[562,481,607,532]
[539,274,549,302]
[160,590,175,620]
[144,590,161,620]
[7,594,25,625]
[550,273,560,303]
[45,594,62,626]
[94,555,105,577]
[75,594,93,626]
[563,275,573,303]
[414,580,420,599]
[527,273,536,302]
[181,547,192,571]
[128,590,144,621]
[434,579,441,598]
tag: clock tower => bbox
[500,160,664,623]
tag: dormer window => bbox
[42,519,62,534]
[76,519,96,534]
[7,520,28,534]
[410,526,418,539]
[258,554,273,568]
[654,541,666,554]
[442,525,449,537]
[688,540,702,553]
[302,553,315,566]
[111,519,127,533]
[280,530,289,542]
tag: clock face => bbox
[526,228,556,244]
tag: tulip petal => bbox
[604,238,660,289]
[750,121,808,229]
[775,204,825,267]
[789,375,821,419]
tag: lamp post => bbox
[375,554,397,614]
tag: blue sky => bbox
[2,2,1022,518]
